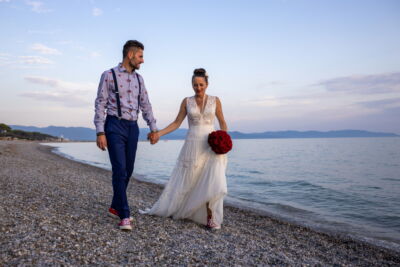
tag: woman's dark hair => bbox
[123,40,144,58]
[192,68,209,84]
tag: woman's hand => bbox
[148,132,160,145]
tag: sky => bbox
[0,0,399,133]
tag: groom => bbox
[94,40,159,230]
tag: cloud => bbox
[28,30,59,35]
[0,0,11,3]
[231,105,400,134]
[248,95,315,107]
[0,53,12,66]
[1,54,54,67]
[25,76,59,87]
[90,51,101,58]
[92,7,103,16]
[357,97,400,109]
[21,91,90,107]
[24,76,95,92]
[316,72,400,94]
[19,55,53,64]
[26,1,52,13]
[21,76,96,107]
[56,40,85,51]
[31,43,61,55]
[241,72,400,126]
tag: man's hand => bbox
[96,135,107,151]
[147,132,160,145]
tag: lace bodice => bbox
[140,94,227,226]
[186,95,216,127]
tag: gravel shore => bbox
[0,140,399,266]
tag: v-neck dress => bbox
[141,95,228,227]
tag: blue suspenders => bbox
[110,68,142,119]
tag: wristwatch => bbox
[97,132,105,136]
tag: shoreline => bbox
[1,140,399,265]
[47,141,400,253]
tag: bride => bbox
[142,68,228,229]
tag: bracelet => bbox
[97,132,105,136]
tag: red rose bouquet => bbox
[208,130,233,154]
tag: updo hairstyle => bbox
[192,68,209,84]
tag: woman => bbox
[141,68,228,229]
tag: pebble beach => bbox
[0,140,399,266]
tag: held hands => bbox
[147,131,160,145]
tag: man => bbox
[94,40,159,231]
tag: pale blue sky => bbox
[1,0,399,133]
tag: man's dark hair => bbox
[123,40,144,58]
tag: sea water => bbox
[44,137,400,251]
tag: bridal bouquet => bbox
[208,130,233,154]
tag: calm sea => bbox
[44,137,400,251]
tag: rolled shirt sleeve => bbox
[94,71,109,133]
[138,75,158,132]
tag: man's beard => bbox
[129,61,139,70]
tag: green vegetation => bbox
[0,123,58,141]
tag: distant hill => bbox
[10,125,186,141]
[9,125,399,141]
[11,125,96,141]
[1,123,58,141]
[229,130,399,139]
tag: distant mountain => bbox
[10,125,186,141]
[1,123,58,141]
[10,125,399,141]
[11,125,97,141]
[229,130,400,139]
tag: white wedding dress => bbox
[140,95,228,226]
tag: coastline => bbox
[1,140,399,266]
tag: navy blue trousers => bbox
[105,116,139,219]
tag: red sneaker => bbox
[108,208,119,218]
[108,208,134,222]
[118,218,132,231]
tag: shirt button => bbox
[127,90,132,93]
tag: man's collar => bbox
[117,63,135,73]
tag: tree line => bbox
[0,123,58,141]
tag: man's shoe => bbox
[118,218,132,231]
[108,208,119,218]
[109,208,134,222]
